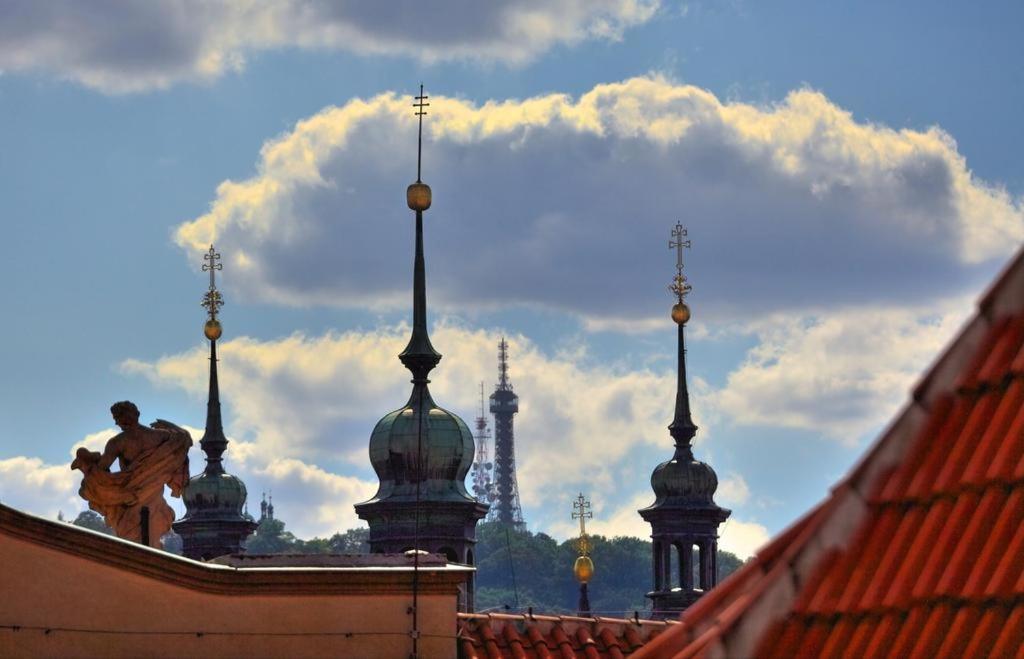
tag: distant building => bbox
[258,492,274,523]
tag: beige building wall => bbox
[0,506,467,659]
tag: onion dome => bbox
[365,386,476,503]
[649,449,719,505]
[182,471,249,517]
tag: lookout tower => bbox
[489,338,526,530]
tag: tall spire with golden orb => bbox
[639,225,730,618]
[355,85,487,614]
[174,246,257,561]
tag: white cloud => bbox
[0,456,83,519]
[718,518,769,559]
[226,442,377,538]
[716,472,750,506]
[0,1,659,93]
[174,78,1023,324]
[713,299,972,443]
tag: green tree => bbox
[473,522,745,617]
[71,510,114,535]
[244,517,299,554]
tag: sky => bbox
[0,1,1022,560]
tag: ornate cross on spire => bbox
[413,84,429,183]
[572,493,593,555]
[669,223,692,303]
[201,245,224,321]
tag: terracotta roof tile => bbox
[932,393,998,492]
[856,506,923,610]
[985,510,1024,598]
[630,244,1024,658]
[934,605,983,659]
[911,491,980,600]
[989,605,1024,658]
[965,490,1024,597]
[817,616,857,659]
[961,605,1008,658]
[964,379,1024,484]
[855,615,896,658]
[909,602,956,658]
[457,613,674,659]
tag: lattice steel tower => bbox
[489,338,526,530]
[470,382,495,510]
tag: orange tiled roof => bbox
[635,244,1024,659]
[457,612,677,658]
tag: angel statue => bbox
[71,401,192,547]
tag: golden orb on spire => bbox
[574,555,595,584]
[407,181,432,211]
[204,319,223,341]
[672,302,691,325]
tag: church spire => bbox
[668,223,697,454]
[399,84,441,383]
[200,245,227,475]
[175,245,257,560]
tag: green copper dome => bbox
[649,449,719,506]
[181,471,249,519]
[364,384,476,504]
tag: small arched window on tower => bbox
[692,544,703,591]
[669,542,681,589]
[439,546,458,563]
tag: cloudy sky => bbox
[0,1,1021,559]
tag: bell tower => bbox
[639,224,730,617]
[353,86,487,610]
[174,246,257,560]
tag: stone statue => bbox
[71,401,192,548]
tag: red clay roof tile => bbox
[933,393,998,492]
[989,605,1024,658]
[964,379,1024,484]
[965,489,1024,598]
[855,614,896,658]
[960,605,1007,658]
[934,605,983,659]
[984,511,1024,598]
[910,491,980,600]
[457,614,674,659]
[856,506,924,610]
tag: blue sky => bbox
[0,1,1021,557]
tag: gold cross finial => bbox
[201,245,224,321]
[413,84,429,182]
[669,223,692,302]
[572,493,593,554]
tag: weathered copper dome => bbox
[181,472,248,517]
[365,385,476,504]
[649,452,719,505]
